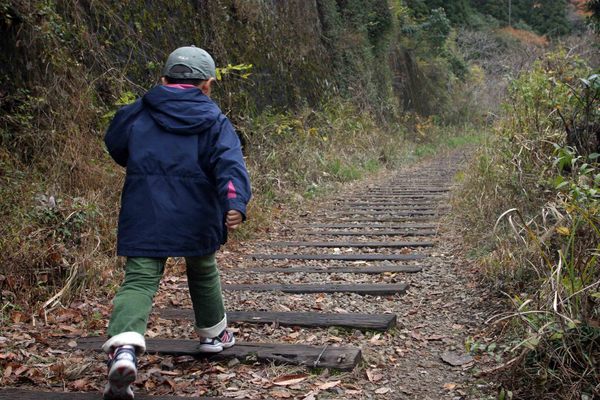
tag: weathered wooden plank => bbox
[340,205,439,211]
[345,194,444,199]
[76,338,361,370]
[300,230,437,236]
[339,202,439,206]
[367,189,449,193]
[296,223,437,229]
[0,389,224,400]
[223,283,409,295]
[330,210,439,216]
[326,219,435,224]
[248,253,427,261]
[264,241,434,248]
[247,264,424,274]
[160,309,397,331]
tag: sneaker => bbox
[103,345,137,400]
[198,329,236,353]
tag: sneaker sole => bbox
[198,343,224,353]
[104,360,136,400]
[198,332,235,353]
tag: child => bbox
[102,46,251,400]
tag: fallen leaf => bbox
[271,389,292,398]
[11,312,23,324]
[425,335,445,341]
[273,373,308,386]
[370,333,385,346]
[161,370,182,376]
[443,383,457,391]
[366,369,383,383]
[72,378,89,390]
[59,325,82,334]
[375,387,391,394]
[13,365,28,376]
[318,380,341,390]
[0,352,16,360]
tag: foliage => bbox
[470,0,573,36]
[406,0,473,25]
[589,0,600,30]
[556,73,600,156]
[395,7,471,117]
[407,0,574,36]
[0,0,479,311]
[454,50,599,399]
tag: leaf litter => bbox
[0,152,493,398]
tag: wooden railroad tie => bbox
[366,189,449,193]
[321,216,437,223]
[337,202,440,207]
[312,216,436,223]
[263,241,434,248]
[248,253,427,261]
[77,338,361,370]
[330,210,440,216]
[337,205,440,211]
[222,283,409,296]
[0,389,226,400]
[300,230,437,236]
[247,264,424,274]
[296,223,437,229]
[347,193,445,197]
[160,309,397,331]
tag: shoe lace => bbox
[108,346,137,366]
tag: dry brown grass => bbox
[498,27,549,47]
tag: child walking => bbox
[102,46,251,400]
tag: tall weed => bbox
[454,51,599,398]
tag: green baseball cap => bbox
[162,46,216,80]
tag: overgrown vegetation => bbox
[0,0,478,311]
[454,50,599,399]
[408,0,577,36]
[1,0,598,397]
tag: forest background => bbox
[0,0,599,398]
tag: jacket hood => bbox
[142,85,220,135]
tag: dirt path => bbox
[0,149,494,399]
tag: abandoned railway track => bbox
[4,151,486,399]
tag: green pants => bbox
[107,254,226,338]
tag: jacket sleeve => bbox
[209,115,252,218]
[104,101,142,167]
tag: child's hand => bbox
[226,210,243,230]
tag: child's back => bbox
[102,46,251,400]
[106,83,250,257]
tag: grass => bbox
[1,90,482,315]
[452,51,599,399]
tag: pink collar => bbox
[164,84,197,89]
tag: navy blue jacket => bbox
[105,85,251,257]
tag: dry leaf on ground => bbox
[272,373,308,386]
